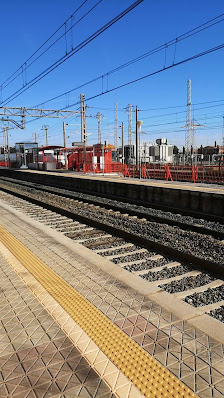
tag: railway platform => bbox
[0,168,223,220]
[0,202,223,397]
[9,169,224,194]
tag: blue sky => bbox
[0,0,224,148]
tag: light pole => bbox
[118,122,124,165]
[135,106,138,165]
[63,122,66,148]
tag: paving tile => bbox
[0,208,224,398]
[0,251,113,398]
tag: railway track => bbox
[1,175,224,239]
[2,172,224,225]
[0,177,223,324]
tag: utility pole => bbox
[96,112,104,144]
[45,127,48,146]
[192,105,196,152]
[41,125,49,146]
[44,126,48,146]
[185,68,192,158]
[80,93,87,166]
[63,122,66,148]
[121,122,124,164]
[128,104,132,145]
[6,126,9,166]
[34,133,38,169]
[135,106,138,166]
[6,126,9,150]
[96,112,101,144]
[63,122,68,170]
[80,93,87,144]
[222,117,224,149]
[114,101,118,150]
[3,127,6,165]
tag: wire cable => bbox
[54,42,224,110]
[0,0,89,89]
[1,0,103,92]
[1,0,143,106]
[31,12,224,109]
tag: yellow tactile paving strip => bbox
[0,225,198,398]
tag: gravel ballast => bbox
[185,285,224,306]
[124,257,169,272]
[159,273,215,293]
[141,264,192,282]
[209,306,224,323]
[0,180,224,266]
[99,245,140,257]
[1,176,224,234]
[111,251,156,264]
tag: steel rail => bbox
[0,184,223,277]
[1,169,223,224]
[1,176,224,240]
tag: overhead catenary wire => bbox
[140,103,224,120]
[142,113,224,128]
[0,0,143,106]
[5,11,224,146]
[48,42,224,113]
[0,1,98,92]
[30,12,224,110]
[1,0,103,92]
[139,99,224,111]
[0,0,90,90]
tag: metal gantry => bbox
[0,107,79,119]
[0,106,81,165]
[0,106,79,131]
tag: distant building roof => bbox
[15,142,37,145]
[39,145,63,150]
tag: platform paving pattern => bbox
[0,251,115,398]
[0,206,223,397]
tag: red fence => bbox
[81,162,224,184]
[0,161,10,167]
[141,164,224,183]
[82,162,123,174]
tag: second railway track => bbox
[1,175,224,239]
[0,177,224,325]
